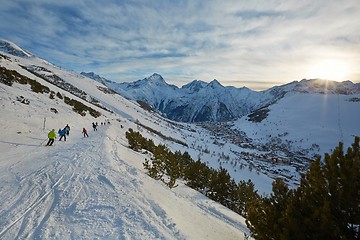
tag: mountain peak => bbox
[147,73,165,83]
[81,71,99,79]
[207,79,223,88]
[296,79,360,94]
[0,38,34,58]
[182,80,207,93]
[81,71,111,85]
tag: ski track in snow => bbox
[0,126,186,239]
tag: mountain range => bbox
[82,72,360,123]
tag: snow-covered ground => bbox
[0,47,251,239]
[0,76,257,240]
[235,91,360,157]
[0,98,250,240]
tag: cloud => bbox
[1,0,360,90]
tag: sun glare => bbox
[305,59,351,81]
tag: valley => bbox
[198,121,312,188]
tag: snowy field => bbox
[0,49,251,239]
[0,115,250,239]
[235,91,360,157]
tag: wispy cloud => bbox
[1,0,359,90]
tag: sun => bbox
[305,59,351,81]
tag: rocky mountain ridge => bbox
[82,71,360,123]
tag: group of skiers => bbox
[91,121,110,131]
[46,124,70,146]
[46,124,89,146]
[46,122,108,146]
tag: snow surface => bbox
[235,91,360,157]
[0,124,249,239]
[0,50,251,239]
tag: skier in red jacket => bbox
[82,127,89,137]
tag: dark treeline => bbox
[247,137,360,240]
[125,128,257,216]
[126,128,360,239]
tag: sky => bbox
[1,0,360,90]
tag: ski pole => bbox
[40,138,48,146]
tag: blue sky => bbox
[1,0,360,90]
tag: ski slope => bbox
[0,123,250,239]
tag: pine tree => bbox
[207,167,232,205]
[163,150,182,188]
[184,159,212,191]
[246,178,293,240]
[229,180,257,216]
[125,129,143,151]
[246,137,360,239]
[323,137,360,239]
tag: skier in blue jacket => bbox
[58,128,67,141]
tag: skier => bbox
[46,129,56,146]
[92,122,97,131]
[58,128,67,141]
[64,124,70,136]
[82,127,89,137]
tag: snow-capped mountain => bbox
[100,74,275,122]
[0,38,34,58]
[80,71,113,86]
[265,78,360,96]
[96,72,360,123]
[116,73,179,106]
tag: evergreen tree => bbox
[184,159,212,191]
[208,167,232,205]
[163,150,182,188]
[246,137,360,240]
[125,129,143,151]
[323,138,360,239]
[229,180,257,216]
[247,178,294,240]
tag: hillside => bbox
[0,40,251,239]
[84,69,360,188]
[1,37,359,238]
[235,91,360,157]
[0,122,249,239]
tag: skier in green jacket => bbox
[46,129,56,146]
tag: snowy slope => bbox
[234,91,360,157]
[0,39,252,239]
[0,123,249,239]
[0,38,34,58]
[0,39,275,193]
